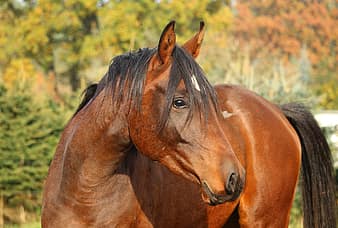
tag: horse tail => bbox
[281,103,336,228]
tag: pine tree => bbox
[0,83,66,214]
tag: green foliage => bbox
[0,0,233,91]
[289,187,303,228]
[312,59,338,109]
[4,221,40,228]
[0,83,67,212]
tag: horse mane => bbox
[74,46,218,129]
[74,84,98,115]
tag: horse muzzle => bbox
[201,173,244,205]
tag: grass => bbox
[4,221,40,228]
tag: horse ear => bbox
[157,21,176,65]
[182,21,205,58]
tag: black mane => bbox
[75,46,218,128]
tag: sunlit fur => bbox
[43,21,336,228]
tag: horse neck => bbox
[57,91,131,197]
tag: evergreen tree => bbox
[0,83,66,213]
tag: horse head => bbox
[127,21,245,205]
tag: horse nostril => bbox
[226,172,238,195]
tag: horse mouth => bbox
[201,181,243,206]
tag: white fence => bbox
[315,111,338,168]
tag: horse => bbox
[41,21,336,228]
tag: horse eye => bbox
[173,98,187,109]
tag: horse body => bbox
[41,84,301,228]
[41,86,225,227]
[215,85,301,227]
[42,21,336,228]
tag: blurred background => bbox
[0,0,337,227]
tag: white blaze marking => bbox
[222,110,233,119]
[191,75,201,91]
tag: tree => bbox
[0,0,102,91]
[231,0,337,109]
[199,39,312,105]
[232,0,337,65]
[1,0,234,92]
[0,81,67,221]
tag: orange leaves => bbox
[228,0,337,108]
[233,1,337,66]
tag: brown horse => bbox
[42,22,336,228]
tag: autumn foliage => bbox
[232,0,337,108]
[233,0,337,66]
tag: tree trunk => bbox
[69,64,80,92]
[0,194,3,228]
[18,205,25,224]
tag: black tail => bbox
[281,103,336,228]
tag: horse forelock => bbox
[74,46,219,129]
[158,46,219,130]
